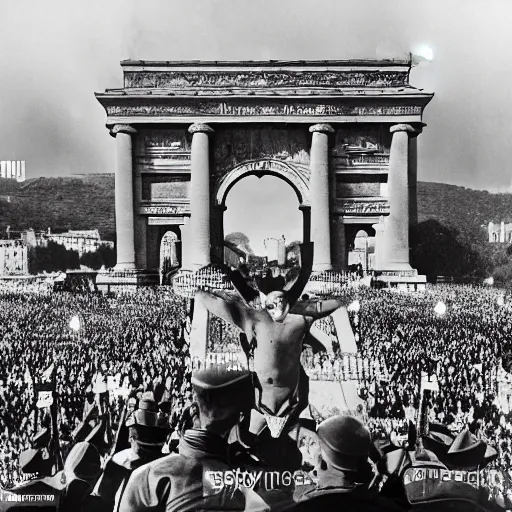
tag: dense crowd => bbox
[0,288,191,488]
[0,282,511,508]
[353,285,512,508]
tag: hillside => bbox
[418,182,512,243]
[0,175,115,241]
[0,176,510,249]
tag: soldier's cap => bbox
[126,391,169,438]
[44,442,101,491]
[19,448,52,475]
[31,427,50,449]
[85,418,108,451]
[444,428,488,469]
[317,415,373,476]
[191,365,252,390]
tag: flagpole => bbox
[415,366,430,461]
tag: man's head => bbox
[263,291,290,322]
[316,415,373,484]
[126,392,169,455]
[191,365,253,438]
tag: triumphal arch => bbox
[95,60,433,286]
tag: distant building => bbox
[0,240,28,275]
[264,235,286,265]
[37,229,114,257]
[0,161,26,182]
[487,221,512,243]
[224,242,249,268]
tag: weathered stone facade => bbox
[95,60,433,276]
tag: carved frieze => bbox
[139,205,188,215]
[213,126,310,178]
[136,129,191,155]
[106,101,422,118]
[333,125,391,156]
[334,154,390,167]
[124,70,409,89]
[336,200,390,215]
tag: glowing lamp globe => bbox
[434,301,446,316]
[69,315,81,332]
[348,300,361,313]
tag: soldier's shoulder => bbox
[137,452,201,479]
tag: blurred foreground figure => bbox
[89,392,169,511]
[289,415,405,512]
[119,366,268,512]
[2,441,101,512]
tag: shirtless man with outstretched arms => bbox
[195,282,345,438]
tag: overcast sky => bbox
[1,0,511,250]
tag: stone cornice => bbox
[97,96,432,123]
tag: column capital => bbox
[110,124,138,137]
[188,123,214,135]
[390,123,426,136]
[309,123,334,134]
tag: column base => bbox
[305,270,344,297]
[373,270,427,292]
[96,268,159,292]
[114,263,137,271]
[312,263,333,272]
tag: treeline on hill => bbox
[416,182,512,284]
[29,242,116,273]
[0,176,115,241]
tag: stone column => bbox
[309,124,334,271]
[188,123,214,269]
[112,124,137,270]
[133,168,147,269]
[179,218,191,270]
[408,135,418,227]
[381,124,415,270]
[331,217,346,271]
[372,217,386,270]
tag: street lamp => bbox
[348,300,361,313]
[69,315,81,333]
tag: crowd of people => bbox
[0,281,511,508]
[0,288,191,488]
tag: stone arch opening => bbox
[219,161,308,269]
[215,159,310,208]
[159,229,180,283]
[346,226,376,271]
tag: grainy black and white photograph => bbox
[0,1,512,511]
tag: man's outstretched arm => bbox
[195,289,247,329]
[292,298,345,320]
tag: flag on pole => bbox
[421,371,439,392]
[40,364,55,384]
[36,391,54,408]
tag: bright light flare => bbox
[434,301,446,316]
[348,300,361,313]
[69,315,81,332]
[413,44,434,62]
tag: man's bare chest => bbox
[246,314,309,344]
